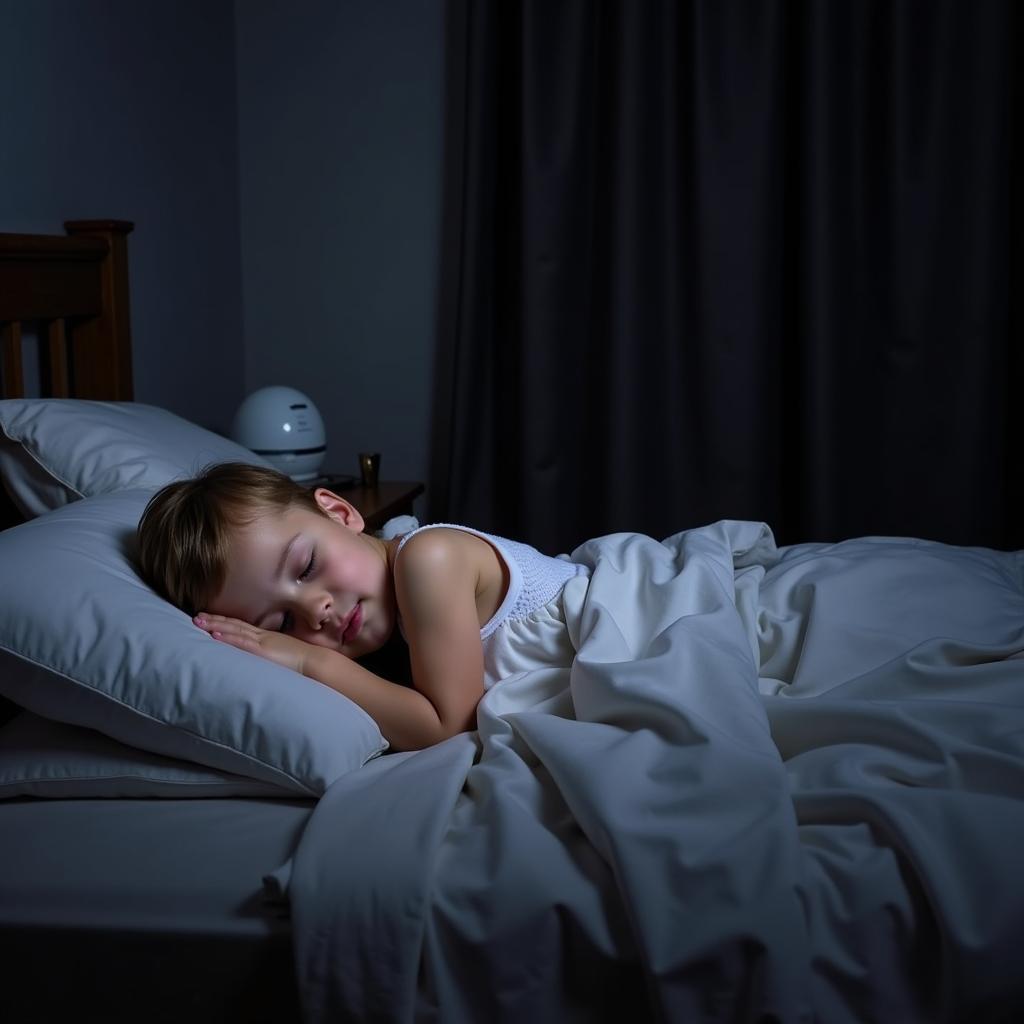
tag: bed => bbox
[0,222,314,1023]
[2,223,1024,1024]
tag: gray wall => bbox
[0,0,246,432]
[235,0,444,486]
[1,0,443,490]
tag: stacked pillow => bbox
[0,400,389,798]
[0,711,296,799]
[0,398,274,517]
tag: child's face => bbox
[206,491,396,659]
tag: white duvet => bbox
[285,521,1024,1023]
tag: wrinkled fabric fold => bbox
[288,521,1024,1023]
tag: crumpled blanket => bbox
[286,521,1024,1023]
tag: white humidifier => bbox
[231,386,326,481]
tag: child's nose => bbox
[302,594,331,630]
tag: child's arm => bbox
[193,616,470,751]
[193,615,478,751]
[389,528,488,742]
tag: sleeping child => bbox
[137,462,587,751]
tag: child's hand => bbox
[193,613,312,675]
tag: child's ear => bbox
[313,489,365,533]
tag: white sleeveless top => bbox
[395,524,588,690]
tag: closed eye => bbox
[276,549,316,632]
[299,550,316,582]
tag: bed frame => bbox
[0,219,133,400]
[0,222,305,1022]
[0,219,135,728]
[0,219,133,529]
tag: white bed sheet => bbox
[284,521,1024,1023]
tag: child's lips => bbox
[342,603,362,645]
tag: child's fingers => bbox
[194,615,265,650]
[194,617,267,657]
[211,630,260,653]
[193,614,302,671]
[194,612,241,628]
[194,613,256,636]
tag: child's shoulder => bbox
[395,525,505,588]
[394,526,508,630]
[397,524,488,566]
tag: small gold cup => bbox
[358,452,381,488]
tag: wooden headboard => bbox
[0,220,135,724]
[0,219,134,402]
[1,220,135,532]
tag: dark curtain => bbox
[430,0,1022,555]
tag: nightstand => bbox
[307,475,424,534]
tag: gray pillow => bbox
[0,399,272,518]
[0,490,388,795]
[0,711,298,800]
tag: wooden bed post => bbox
[63,220,134,400]
[1,217,137,532]
[1,322,24,398]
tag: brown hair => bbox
[136,461,324,616]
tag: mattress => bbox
[0,795,313,1024]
